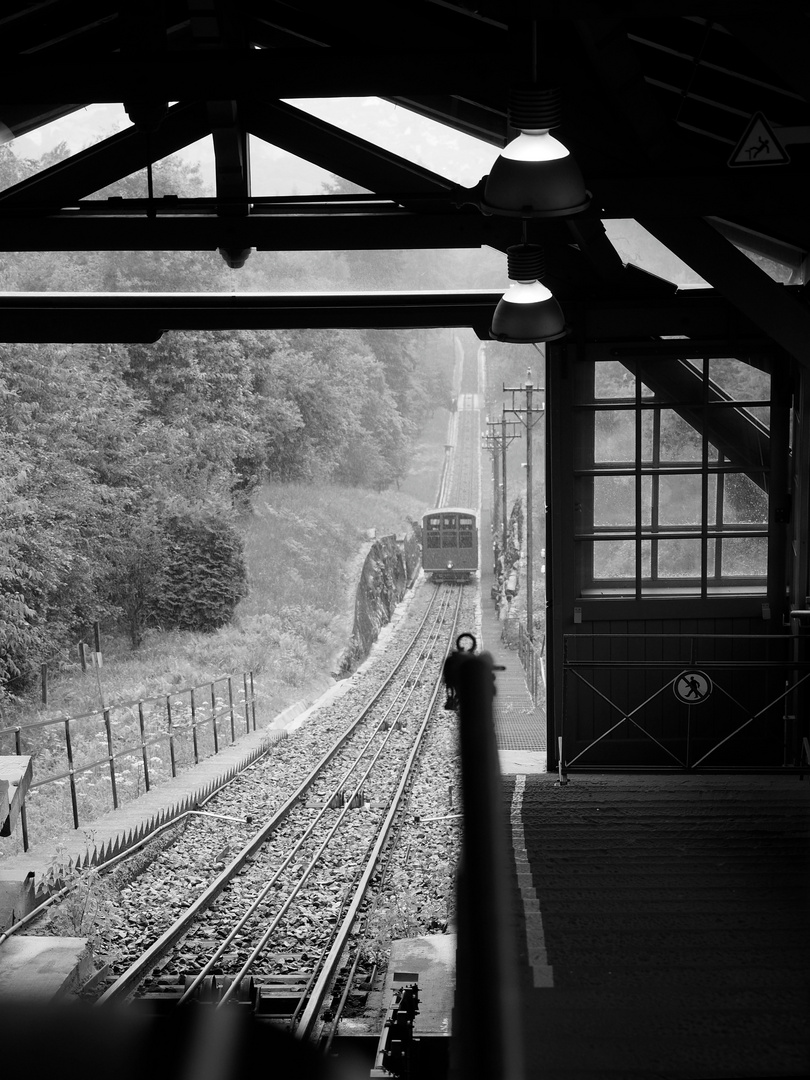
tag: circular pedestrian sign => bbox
[673,669,713,704]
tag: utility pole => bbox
[482,413,521,555]
[504,369,545,640]
[483,415,501,541]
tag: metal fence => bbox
[0,672,257,851]
[501,616,545,704]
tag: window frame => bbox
[573,355,772,600]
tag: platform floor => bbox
[500,771,810,1078]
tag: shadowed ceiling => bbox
[1,1,809,348]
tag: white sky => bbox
[9,98,500,193]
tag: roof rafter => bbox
[637,215,810,369]
[0,101,213,207]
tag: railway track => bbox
[77,583,466,1039]
[445,406,481,511]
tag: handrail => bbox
[1,671,257,851]
[453,653,525,1080]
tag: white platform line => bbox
[510,774,554,988]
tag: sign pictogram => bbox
[673,669,713,705]
[728,112,790,167]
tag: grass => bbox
[1,411,449,857]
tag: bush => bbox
[153,512,248,633]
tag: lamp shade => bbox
[490,244,567,344]
[482,86,589,218]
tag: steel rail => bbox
[180,586,456,1006]
[96,583,451,1005]
[295,585,464,1041]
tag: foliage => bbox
[153,511,248,633]
[0,141,456,701]
[362,868,449,962]
[35,838,126,963]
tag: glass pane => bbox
[656,539,702,578]
[709,358,770,401]
[659,410,702,461]
[594,361,634,400]
[638,379,656,399]
[639,540,652,578]
[594,540,636,580]
[706,538,717,577]
[594,410,635,462]
[639,476,653,525]
[723,473,768,524]
[594,475,635,526]
[721,536,767,577]
[658,474,703,525]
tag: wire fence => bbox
[0,671,257,852]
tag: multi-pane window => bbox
[458,515,475,548]
[574,356,771,597]
[425,515,441,548]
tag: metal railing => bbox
[561,634,810,771]
[500,616,546,705]
[0,672,257,851]
[516,623,545,704]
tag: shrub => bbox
[153,511,248,633]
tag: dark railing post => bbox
[103,708,118,810]
[63,719,80,830]
[453,653,525,1080]
[137,701,150,792]
[166,696,177,777]
[243,673,251,734]
[15,727,29,851]
[227,676,236,743]
[190,687,199,765]
[210,682,219,754]
[250,671,256,730]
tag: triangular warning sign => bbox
[728,112,790,167]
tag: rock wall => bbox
[337,531,417,675]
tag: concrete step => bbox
[0,935,91,1000]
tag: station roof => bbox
[1,2,809,353]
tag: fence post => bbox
[190,687,199,765]
[137,701,151,792]
[210,682,219,754]
[250,671,256,730]
[166,696,177,777]
[103,708,118,810]
[227,676,236,743]
[15,727,29,852]
[243,673,251,734]
[63,719,80,830]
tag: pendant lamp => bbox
[483,86,589,218]
[490,244,567,344]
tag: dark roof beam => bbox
[0,203,525,252]
[0,101,214,207]
[718,16,810,103]
[637,215,810,370]
[573,15,712,168]
[0,49,509,100]
[0,289,504,343]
